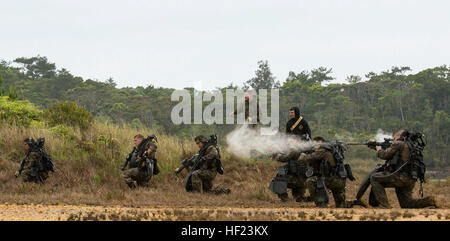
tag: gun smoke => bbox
[225,125,314,159]
[375,129,393,142]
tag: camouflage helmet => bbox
[194,135,209,144]
[24,138,35,146]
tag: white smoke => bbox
[375,129,393,142]
[225,125,314,158]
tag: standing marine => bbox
[121,134,160,189]
[286,107,311,141]
[15,137,55,184]
[364,130,438,208]
[233,92,260,129]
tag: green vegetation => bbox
[0,56,448,166]
[44,101,94,130]
[0,96,41,126]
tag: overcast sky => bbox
[1,0,449,90]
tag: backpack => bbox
[136,135,158,157]
[35,138,55,173]
[209,134,224,175]
[322,142,355,181]
[402,131,426,183]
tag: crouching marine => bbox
[175,134,230,194]
[121,134,160,189]
[15,137,55,184]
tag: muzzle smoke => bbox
[225,125,314,158]
[375,129,393,142]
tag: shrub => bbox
[129,118,144,129]
[0,96,41,126]
[49,124,76,140]
[44,101,94,130]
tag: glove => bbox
[367,140,377,150]
[299,153,307,161]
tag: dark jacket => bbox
[286,107,311,140]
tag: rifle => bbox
[16,151,31,176]
[350,138,393,203]
[122,135,157,171]
[174,154,199,175]
[184,154,204,192]
[121,147,136,170]
[16,151,45,183]
[314,160,330,207]
[346,138,393,150]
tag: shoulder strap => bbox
[290,116,303,131]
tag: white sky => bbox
[1,0,449,90]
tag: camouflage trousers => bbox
[22,168,48,184]
[370,171,436,208]
[278,175,314,202]
[121,168,149,188]
[307,176,353,208]
[191,169,217,193]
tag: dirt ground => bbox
[0,204,448,221]
[1,156,448,221]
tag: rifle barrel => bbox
[346,142,367,146]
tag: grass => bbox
[0,122,449,209]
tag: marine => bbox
[15,137,55,184]
[270,148,314,203]
[366,130,438,208]
[176,135,229,194]
[298,137,359,208]
[121,134,159,189]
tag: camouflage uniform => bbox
[21,151,49,183]
[306,176,348,208]
[299,145,353,208]
[121,143,157,188]
[191,145,219,193]
[275,151,313,202]
[370,140,437,208]
[121,166,150,187]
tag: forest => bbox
[0,56,448,167]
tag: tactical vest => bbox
[129,151,139,168]
[319,143,350,179]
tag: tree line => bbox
[0,56,448,167]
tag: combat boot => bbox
[296,196,313,203]
[349,199,368,208]
[424,196,439,208]
[209,188,231,195]
[127,181,137,189]
[278,193,290,202]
